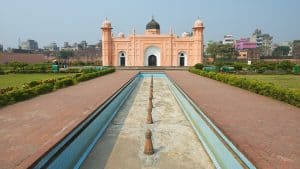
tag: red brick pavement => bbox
[166,71,300,169]
[0,71,137,169]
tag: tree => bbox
[206,43,237,59]
[272,46,290,56]
[252,29,262,37]
[206,42,219,58]
[219,44,237,59]
[277,60,294,72]
[59,50,74,59]
[59,50,74,66]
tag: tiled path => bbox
[0,71,137,169]
[166,71,300,169]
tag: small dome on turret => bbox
[194,18,203,28]
[102,17,112,28]
[146,17,160,30]
[182,32,190,37]
[118,32,125,38]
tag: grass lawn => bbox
[238,74,300,92]
[0,73,74,89]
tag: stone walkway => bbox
[81,77,214,169]
[0,71,137,169]
[166,71,300,169]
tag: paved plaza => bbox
[0,70,299,169]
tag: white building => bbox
[20,39,38,50]
[251,35,263,46]
[222,35,235,45]
[44,42,59,51]
[280,41,293,56]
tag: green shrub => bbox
[194,63,204,70]
[8,62,28,70]
[54,78,74,89]
[42,78,56,84]
[277,60,294,72]
[0,67,5,75]
[0,87,15,94]
[0,68,116,107]
[0,62,53,74]
[68,68,81,73]
[24,81,41,88]
[82,68,97,73]
[74,73,82,78]
[257,67,267,74]
[33,83,54,95]
[233,63,244,71]
[189,68,300,107]
[76,74,89,82]
[0,94,10,106]
[7,88,36,102]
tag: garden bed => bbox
[189,68,300,107]
[0,68,115,107]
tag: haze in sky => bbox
[0,0,299,49]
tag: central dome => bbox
[146,18,160,30]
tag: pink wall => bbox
[101,19,204,67]
[235,38,257,50]
[0,53,50,64]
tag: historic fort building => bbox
[101,17,204,67]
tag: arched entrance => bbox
[119,51,126,66]
[178,52,187,66]
[144,46,161,66]
[148,55,157,66]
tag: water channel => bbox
[32,72,256,169]
[80,75,214,169]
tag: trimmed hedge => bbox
[54,78,74,89]
[194,63,204,70]
[0,62,52,74]
[0,62,107,74]
[0,68,115,107]
[189,68,300,107]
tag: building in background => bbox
[80,41,88,49]
[280,41,293,56]
[20,39,39,51]
[58,41,102,64]
[64,42,70,48]
[251,35,263,47]
[61,42,86,51]
[102,17,204,66]
[222,35,235,45]
[293,40,300,58]
[69,44,101,64]
[251,29,273,56]
[44,42,59,52]
[235,38,259,60]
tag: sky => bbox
[0,0,300,49]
